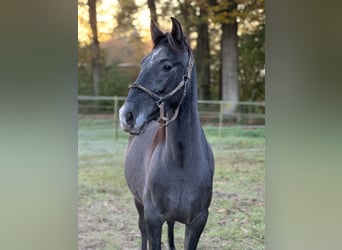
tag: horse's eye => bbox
[163,65,172,71]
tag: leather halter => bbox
[128,52,194,127]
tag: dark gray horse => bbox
[119,17,214,250]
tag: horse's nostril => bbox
[125,112,134,127]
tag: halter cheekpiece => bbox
[128,51,194,127]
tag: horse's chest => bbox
[145,167,206,222]
[148,168,189,197]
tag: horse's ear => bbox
[150,19,164,45]
[170,17,184,44]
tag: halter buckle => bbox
[156,98,164,108]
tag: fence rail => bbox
[78,96,265,140]
[78,95,265,106]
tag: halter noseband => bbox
[128,52,194,127]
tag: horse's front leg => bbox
[134,199,147,250]
[144,201,163,250]
[184,210,208,250]
[167,221,176,250]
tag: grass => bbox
[78,118,265,250]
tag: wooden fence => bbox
[78,96,265,140]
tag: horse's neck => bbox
[165,78,202,161]
[168,99,200,136]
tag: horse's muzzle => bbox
[119,103,148,135]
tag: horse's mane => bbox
[149,126,166,157]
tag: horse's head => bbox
[119,17,193,135]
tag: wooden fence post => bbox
[113,96,119,141]
[219,101,224,137]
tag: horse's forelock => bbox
[153,33,188,55]
[166,32,187,54]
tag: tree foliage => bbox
[239,23,265,101]
[78,0,265,102]
[116,0,138,34]
[78,38,145,97]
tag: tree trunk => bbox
[196,9,211,100]
[221,20,239,114]
[147,0,158,25]
[88,0,100,96]
[176,0,192,35]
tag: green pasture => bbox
[78,118,265,250]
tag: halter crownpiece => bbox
[128,51,194,127]
[184,52,194,80]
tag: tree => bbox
[239,24,265,102]
[155,0,214,100]
[195,0,217,100]
[116,0,138,36]
[78,0,264,102]
[147,0,158,25]
[88,0,101,96]
[210,0,265,113]
[213,0,239,113]
[237,0,265,102]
